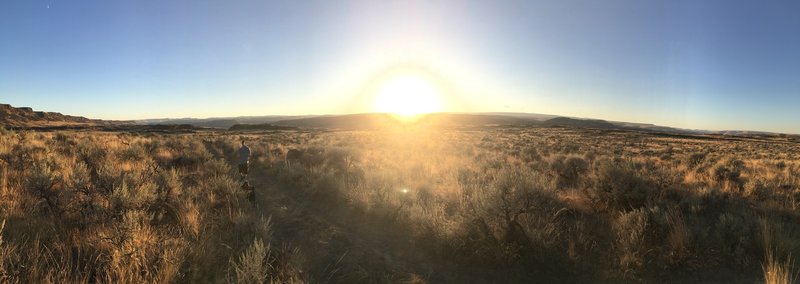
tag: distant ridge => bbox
[138,115,314,129]
[418,113,536,127]
[272,114,403,129]
[542,117,618,129]
[228,123,298,131]
[266,113,798,137]
[8,102,793,136]
[175,119,240,129]
[0,103,123,128]
[270,113,541,129]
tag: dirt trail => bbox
[246,165,440,283]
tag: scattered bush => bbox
[592,160,652,211]
[614,208,649,278]
[687,152,706,167]
[0,127,797,283]
[551,155,589,189]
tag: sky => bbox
[1,0,799,133]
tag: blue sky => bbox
[1,0,799,133]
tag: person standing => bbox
[238,138,256,202]
[238,138,251,180]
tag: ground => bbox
[0,126,798,283]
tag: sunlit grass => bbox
[0,126,798,282]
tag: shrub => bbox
[228,238,304,283]
[2,126,799,282]
[744,179,770,200]
[230,238,272,284]
[25,161,63,214]
[470,168,557,248]
[713,159,746,191]
[716,212,756,265]
[521,147,540,163]
[687,152,706,167]
[614,208,649,278]
[551,156,589,189]
[111,180,156,211]
[118,143,148,162]
[664,207,693,266]
[169,140,211,170]
[591,160,652,211]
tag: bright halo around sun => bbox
[373,74,443,119]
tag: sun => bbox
[373,73,443,118]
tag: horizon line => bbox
[2,103,797,135]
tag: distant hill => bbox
[228,123,298,131]
[138,115,314,129]
[272,114,402,129]
[0,103,123,128]
[610,121,701,134]
[141,118,241,129]
[477,112,559,121]
[270,113,541,129]
[5,103,794,136]
[418,113,538,127]
[542,117,618,129]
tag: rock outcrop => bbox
[0,103,117,128]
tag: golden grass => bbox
[0,127,798,282]
[763,251,797,284]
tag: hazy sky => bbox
[2,0,799,133]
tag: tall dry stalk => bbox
[0,162,6,196]
[763,251,797,284]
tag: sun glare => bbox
[373,74,443,118]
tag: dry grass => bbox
[763,251,797,284]
[0,130,302,283]
[0,126,799,282]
